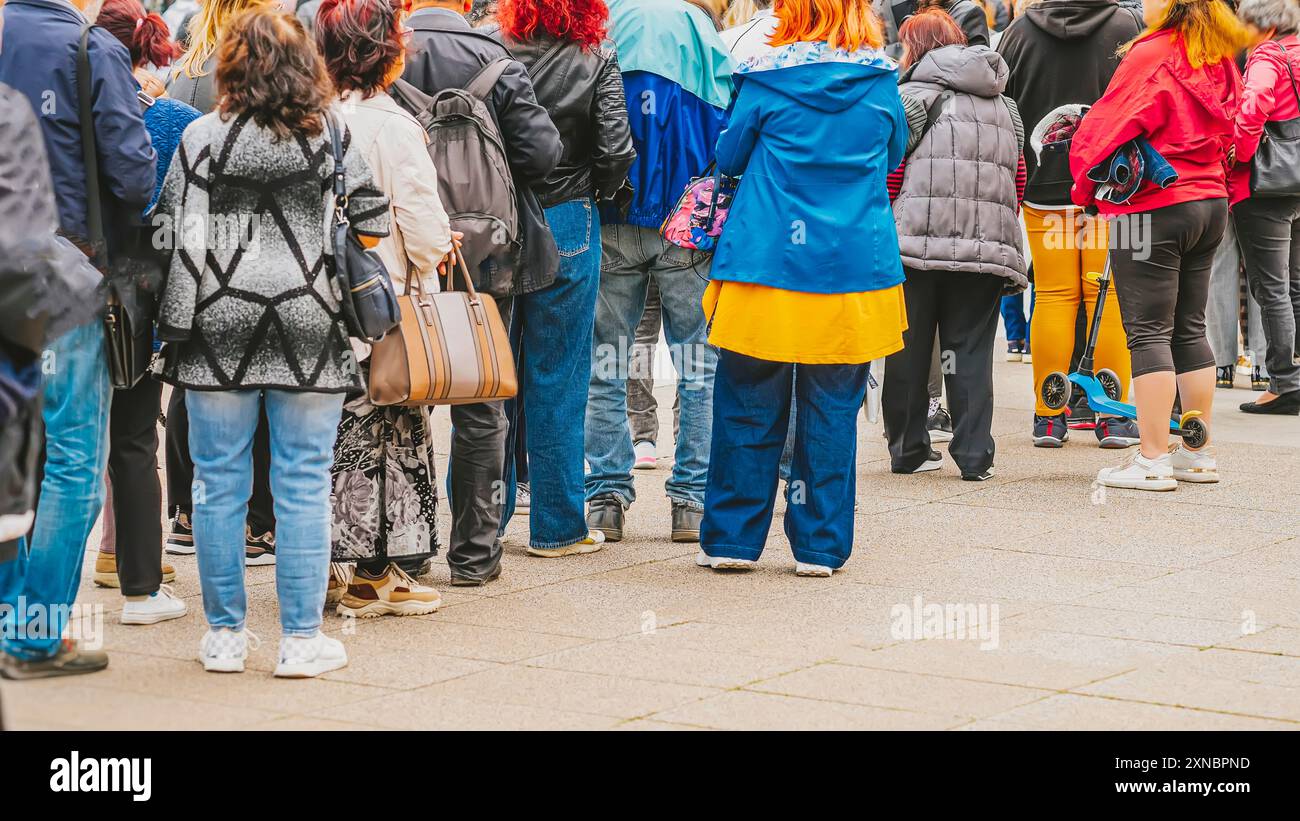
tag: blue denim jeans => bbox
[701,350,867,569]
[500,199,602,548]
[585,223,716,508]
[187,389,343,636]
[0,321,110,660]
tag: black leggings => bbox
[1109,198,1228,377]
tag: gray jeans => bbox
[1233,195,1300,393]
[627,279,680,445]
[1207,218,1270,374]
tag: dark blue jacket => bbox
[0,0,156,246]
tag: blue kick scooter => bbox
[1038,253,1210,449]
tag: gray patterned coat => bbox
[155,110,389,392]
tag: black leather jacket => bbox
[489,29,636,208]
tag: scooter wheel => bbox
[1040,372,1071,411]
[1179,411,1209,450]
[1097,369,1123,401]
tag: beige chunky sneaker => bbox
[326,562,353,607]
[93,552,176,588]
[336,563,441,618]
[527,530,607,558]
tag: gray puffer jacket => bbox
[894,45,1028,288]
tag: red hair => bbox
[498,0,608,50]
[897,7,967,70]
[98,0,180,68]
[771,0,883,51]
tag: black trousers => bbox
[446,297,514,582]
[883,269,1004,476]
[165,386,275,533]
[1232,194,1300,394]
[107,377,164,596]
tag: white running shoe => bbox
[795,562,833,577]
[120,584,187,625]
[198,627,259,673]
[1170,444,1219,483]
[695,550,756,571]
[633,440,658,470]
[274,632,348,678]
[1096,452,1177,492]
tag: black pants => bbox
[1110,198,1227,377]
[165,386,275,533]
[1232,194,1300,394]
[883,269,1003,476]
[107,377,164,596]
[446,297,513,582]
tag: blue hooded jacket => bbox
[712,42,908,294]
[0,0,156,245]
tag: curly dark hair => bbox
[216,9,334,140]
[316,0,407,97]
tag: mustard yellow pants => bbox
[1024,205,1132,416]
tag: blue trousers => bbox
[701,350,867,569]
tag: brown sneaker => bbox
[0,640,109,680]
[326,562,352,607]
[245,527,276,566]
[92,552,176,589]
[336,563,441,618]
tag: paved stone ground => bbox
[3,357,1298,730]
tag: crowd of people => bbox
[0,0,1297,680]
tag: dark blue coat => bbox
[0,0,156,245]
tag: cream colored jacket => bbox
[338,89,453,296]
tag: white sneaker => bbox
[795,562,833,577]
[198,627,259,673]
[694,550,756,571]
[274,632,348,678]
[1170,444,1219,483]
[633,440,658,470]
[1096,452,1177,492]
[120,584,187,625]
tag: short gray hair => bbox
[1238,0,1300,35]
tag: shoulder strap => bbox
[465,57,513,101]
[1279,42,1300,112]
[921,89,954,141]
[325,113,348,225]
[523,40,566,82]
[77,22,105,266]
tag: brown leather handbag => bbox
[368,248,516,406]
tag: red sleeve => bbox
[1069,36,1170,207]
[1236,44,1284,161]
[1015,153,1026,210]
[887,160,905,202]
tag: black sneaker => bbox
[926,406,953,443]
[0,640,109,680]
[1006,340,1024,362]
[892,448,943,474]
[1094,416,1140,448]
[670,501,702,543]
[165,510,194,555]
[1251,367,1268,391]
[585,493,625,542]
[245,527,276,566]
[961,467,995,481]
[1216,365,1235,389]
[1032,414,1069,447]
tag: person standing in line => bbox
[882,9,1029,481]
[698,0,909,577]
[402,0,562,586]
[1072,0,1250,491]
[584,0,732,544]
[488,0,636,558]
[163,0,281,567]
[317,0,451,616]
[1231,0,1300,415]
[998,0,1143,449]
[0,0,156,679]
[156,8,390,675]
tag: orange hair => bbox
[1122,0,1250,69]
[770,0,884,51]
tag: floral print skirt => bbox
[330,393,439,563]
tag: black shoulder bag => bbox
[324,113,401,342]
[77,23,153,389]
[1251,42,1300,197]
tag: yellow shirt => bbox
[702,280,907,365]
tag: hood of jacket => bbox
[607,0,734,108]
[902,45,1007,97]
[1028,0,1128,40]
[736,40,898,113]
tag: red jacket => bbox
[1070,30,1245,215]
[1236,35,1300,164]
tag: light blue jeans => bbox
[187,389,343,637]
[585,223,716,509]
[0,321,110,660]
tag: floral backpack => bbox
[660,165,738,252]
